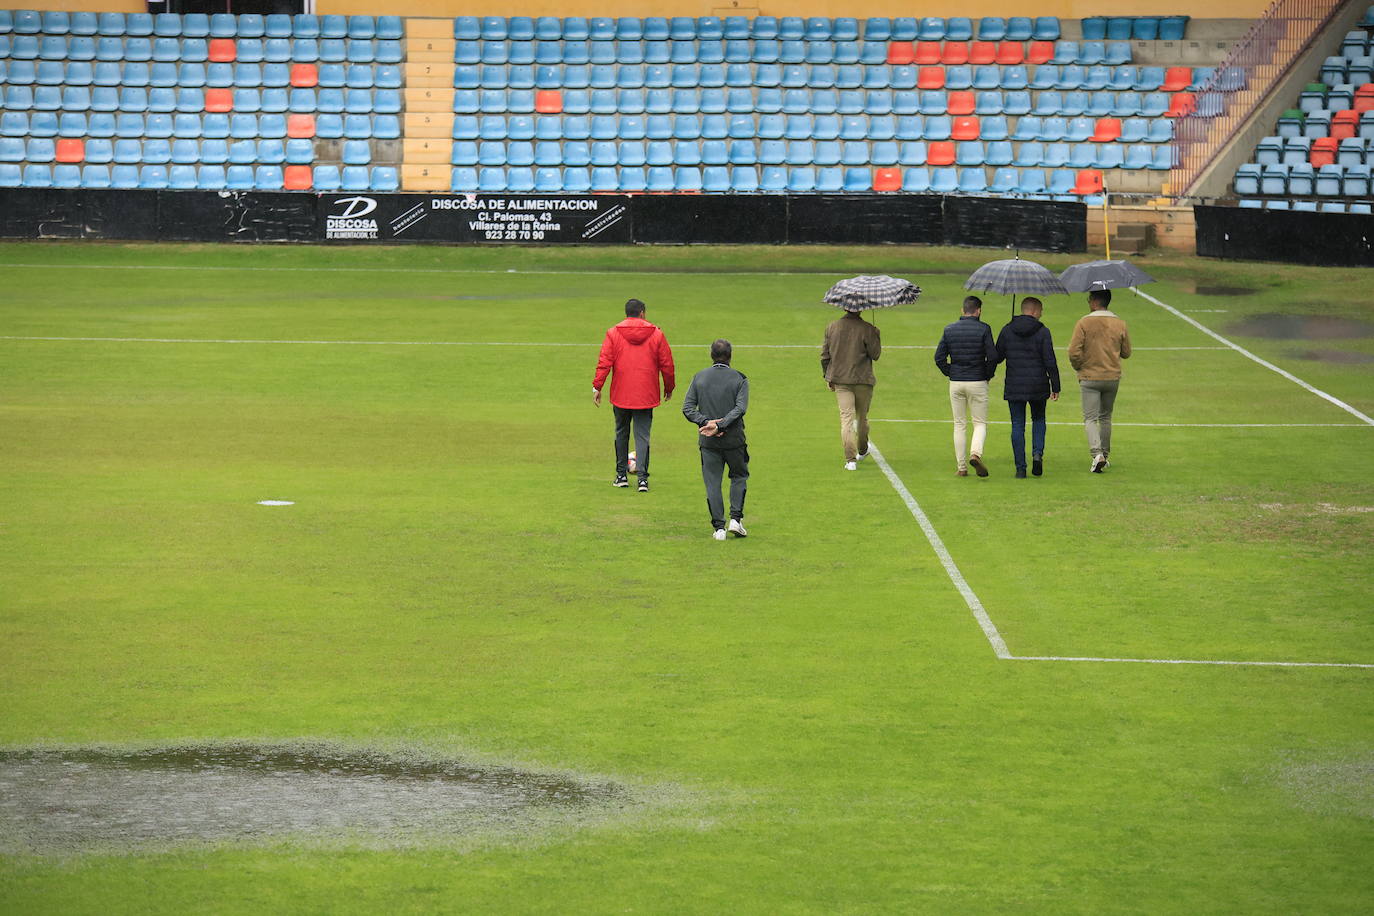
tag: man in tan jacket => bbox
[1068,289,1132,473]
[821,308,881,471]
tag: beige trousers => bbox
[833,383,874,460]
[949,380,989,472]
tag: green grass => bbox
[1,241,1372,913]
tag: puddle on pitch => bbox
[1224,314,1374,340]
[1287,348,1374,364]
[0,743,626,855]
[1188,283,1256,296]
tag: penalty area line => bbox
[870,443,1374,670]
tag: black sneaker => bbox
[1015,468,1027,479]
[1032,455,1043,477]
[637,478,649,492]
[613,475,629,488]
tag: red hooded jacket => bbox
[593,317,675,409]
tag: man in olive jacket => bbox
[995,297,1061,478]
[1068,289,1132,473]
[821,308,881,471]
[683,339,750,540]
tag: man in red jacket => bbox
[593,298,675,491]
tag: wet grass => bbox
[0,241,1371,913]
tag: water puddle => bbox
[1189,284,1256,296]
[1286,348,1374,364]
[0,743,626,855]
[1224,314,1374,340]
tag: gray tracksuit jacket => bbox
[682,363,749,451]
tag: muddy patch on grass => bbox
[1225,314,1374,340]
[1188,283,1257,296]
[0,743,628,855]
[1286,348,1374,364]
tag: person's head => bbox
[625,298,646,318]
[962,296,982,316]
[1088,289,1112,311]
[711,338,732,365]
[1020,297,1043,318]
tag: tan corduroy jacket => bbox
[821,312,882,385]
[1068,309,1132,381]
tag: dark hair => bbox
[962,296,982,315]
[1088,289,1112,308]
[625,298,646,317]
[1021,297,1043,313]
[711,338,732,364]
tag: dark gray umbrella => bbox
[823,275,922,312]
[1059,259,1155,292]
[964,257,1067,316]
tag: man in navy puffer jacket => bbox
[934,296,999,477]
[995,297,1061,478]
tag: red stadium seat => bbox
[290,63,318,87]
[887,41,915,65]
[940,42,969,65]
[1090,118,1122,142]
[913,41,942,65]
[204,88,233,112]
[1331,109,1358,139]
[1072,169,1103,194]
[535,90,563,113]
[1026,41,1054,64]
[951,114,980,138]
[1165,92,1195,117]
[287,113,316,137]
[926,140,955,165]
[968,41,997,65]
[947,92,975,116]
[917,66,945,89]
[873,167,902,191]
[995,42,1024,65]
[55,138,84,163]
[1162,66,1192,92]
[1310,136,1338,166]
[1355,85,1374,113]
[208,38,237,62]
[283,165,313,190]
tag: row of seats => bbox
[1277,107,1374,139]
[1234,162,1372,196]
[0,11,400,40]
[1081,16,1188,41]
[445,111,1176,144]
[1,110,396,139]
[447,39,1127,67]
[1238,198,1372,212]
[0,61,399,89]
[0,136,380,165]
[0,35,403,63]
[1257,135,1374,165]
[447,163,1105,196]
[442,63,1197,92]
[451,15,1062,42]
[447,137,1171,170]
[0,161,398,190]
[1298,81,1374,113]
[2,84,401,113]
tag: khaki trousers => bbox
[1079,379,1120,457]
[833,383,874,460]
[949,380,989,472]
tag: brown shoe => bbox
[956,469,968,477]
[969,455,989,477]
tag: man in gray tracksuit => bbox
[682,339,750,540]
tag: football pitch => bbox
[1,240,1372,913]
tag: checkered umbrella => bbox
[1059,259,1155,293]
[822,275,923,312]
[964,258,1069,297]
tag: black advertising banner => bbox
[318,194,633,243]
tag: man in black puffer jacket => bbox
[934,296,999,477]
[995,297,1061,478]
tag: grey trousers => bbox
[1079,379,1120,457]
[700,445,749,530]
[613,406,653,478]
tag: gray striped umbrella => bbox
[964,257,1068,316]
[823,275,923,312]
[1059,259,1155,293]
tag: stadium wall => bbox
[1194,205,1374,265]
[12,2,1274,20]
[0,188,1087,250]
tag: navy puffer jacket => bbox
[995,314,1061,401]
[934,315,998,381]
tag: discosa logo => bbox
[326,196,379,239]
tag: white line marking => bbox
[867,441,1011,659]
[871,440,1374,670]
[872,418,1370,429]
[1136,287,1374,427]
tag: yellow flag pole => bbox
[1103,178,1112,261]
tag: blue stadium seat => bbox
[80,164,111,187]
[22,164,53,187]
[1042,142,1070,167]
[137,164,167,189]
[106,163,139,188]
[166,164,196,189]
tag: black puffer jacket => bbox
[995,314,1061,401]
[934,315,998,381]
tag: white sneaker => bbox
[712,529,727,541]
[844,460,857,471]
[728,519,747,538]
[856,450,870,462]
[1091,454,1107,473]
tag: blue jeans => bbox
[1008,399,1047,471]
